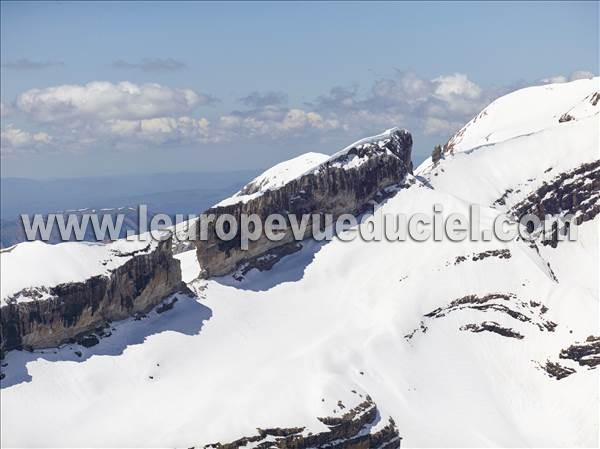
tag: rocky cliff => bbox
[200,395,400,449]
[0,235,186,356]
[510,160,600,246]
[195,128,413,277]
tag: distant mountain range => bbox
[0,170,259,247]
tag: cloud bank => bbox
[1,70,595,157]
[14,81,210,122]
[0,125,53,156]
[538,70,595,84]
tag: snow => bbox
[215,127,408,208]
[0,235,159,305]
[561,91,600,122]
[174,249,201,283]
[418,77,599,167]
[215,152,329,207]
[416,77,599,212]
[308,127,407,173]
[537,219,599,294]
[418,113,598,210]
[1,79,598,447]
[326,127,403,161]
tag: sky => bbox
[0,1,598,179]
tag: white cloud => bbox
[218,108,341,139]
[281,109,337,131]
[423,117,464,136]
[398,71,431,100]
[96,107,341,149]
[102,116,213,146]
[569,70,595,81]
[4,72,594,157]
[100,107,339,147]
[0,104,340,155]
[15,81,211,122]
[433,74,481,104]
[539,75,568,84]
[1,75,490,156]
[312,71,487,142]
[0,101,12,118]
[539,70,596,85]
[1,125,53,155]
[432,73,482,101]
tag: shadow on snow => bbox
[214,239,328,292]
[0,293,212,389]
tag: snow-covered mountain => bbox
[1,237,162,305]
[215,152,330,207]
[198,127,413,277]
[0,77,598,448]
[0,233,187,354]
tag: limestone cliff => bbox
[195,128,413,277]
[0,235,186,355]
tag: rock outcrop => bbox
[200,395,401,449]
[0,235,186,356]
[538,360,576,380]
[413,293,557,339]
[431,144,443,164]
[195,128,413,277]
[560,335,600,368]
[537,336,600,380]
[511,160,600,246]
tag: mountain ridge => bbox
[0,77,598,448]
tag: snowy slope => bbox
[0,237,160,305]
[560,91,600,122]
[215,152,329,207]
[1,79,598,448]
[215,127,411,208]
[416,77,599,211]
[308,126,410,171]
[438,77,598,156]
[418,114,598,210]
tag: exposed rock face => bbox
[431,144,443,164]
[512,161,600,224]
[560,336,600,368]
[511,160,600,246]
[0,235,186,355]
[409,293,557,340]
[454,249,511,265]
[559,91,600,123]
[558,113,575,123]
[196,129,413,277]
[201,396,401,449]
[537,336,599,380]
[460,321,524,339]
[539,360,576,380]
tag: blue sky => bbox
[1,1,598,178]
